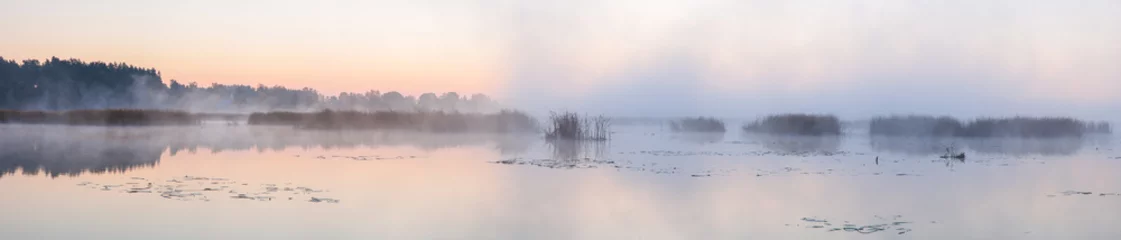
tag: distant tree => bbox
[417,93,438,111]
[0,56,497,112]
[381,91,408,111]
[438,92,460,111]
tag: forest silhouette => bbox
[0,57,498,112]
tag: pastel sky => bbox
[2,0,1119,118]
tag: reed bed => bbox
[743,114,841,136]
[869,115,1110,138]
[0,109,199,126]
[247,109,538,133]
[544,111,610,141]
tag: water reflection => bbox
[0,125,534,178]
[0,130,162,178]
[546,139,609,160]
[869,136,1091,156]
[669,133,726,144]
[743,133,841,152]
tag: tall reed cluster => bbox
[545,111,610,141]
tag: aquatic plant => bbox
[869,115,1110,138]
[544,111,610,141]
[0,109,199,126]
[1082,121,1112,134]
[869,115,963,137]
[960,117,1088,138]
[669,117,726,132]
[743,114,841,136]
[246,109,538,133]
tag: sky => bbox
[2,0,1120,119]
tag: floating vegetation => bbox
[1049,191,1120,197]
[492,158,617,169]
[617,150,864,158]
[309,197,340,203]
[796,216,915,235]
[491,158,731,176]
[76,175,338,203]
[303,155,423,161]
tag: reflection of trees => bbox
[0,125,534,178]
[0,127,163,178]
[745,134,841,152]
[869,136,1085,156]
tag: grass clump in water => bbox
[669,117,726,132]
[544,111,610,141]
[743,114,840,136]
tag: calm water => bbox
[1,124,1120,239]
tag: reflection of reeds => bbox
[670,117,725,132]
[1084,121,1112,134]
[869,115,1111,138]
[0,109,199,126]
[743,114,840,136]
[246,109,538,133]
[544,111,610,141]
[547,139,609,160]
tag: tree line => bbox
[0,57,499,112]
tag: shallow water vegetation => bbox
[0,109,199,126]
[743,114,841,136]
[544,111,610,141]
[961,117,1088,138]
[869,115,1110,138]
[869,115,962,137]
[669,117,725,132]
[247,109,537,133]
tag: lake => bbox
[1,124,1119,239]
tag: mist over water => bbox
[2,123,1120,239]
[500,1,1121,120]
[3,1,1121,239]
